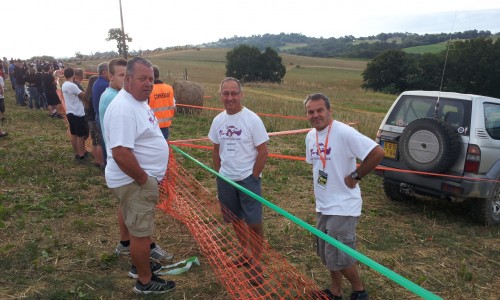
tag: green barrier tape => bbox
[159,256,200,276]
[171,145,443,300]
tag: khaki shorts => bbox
[316,213,359,271]
[112,176,159,237]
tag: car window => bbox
[386,95,471,134]
[484,102,500,140]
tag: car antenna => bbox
[433,10,458,120]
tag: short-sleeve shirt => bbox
[62,81,84,116]
[305,120,377,216]
[208,107,269,181]
[103,89,169,188]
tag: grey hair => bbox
[127,57,153,76]
[219,77,242,92]
[303,93,331,110]
[97,62,108,75]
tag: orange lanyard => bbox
[315,121,332,170]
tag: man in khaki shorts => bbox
[103,57,175,295]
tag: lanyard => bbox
[315,121,333,170]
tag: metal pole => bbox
[119,0,127,60]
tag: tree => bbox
[362,49,412,94]
[106,28,132,57]
[225,44,286,83]
[258,47,286,83]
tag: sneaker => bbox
[115,243,130,256]
[115,243,174,261]
[150,244,174,261]
[133,274,175,295]
[128,260,163,279]
[350,290,368,300]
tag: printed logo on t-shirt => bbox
[148,109,158,126]
[219,125,242,138]
[309,143,332,160]
[310,142,332,157]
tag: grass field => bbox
[403,42,449,54]
[1,48,499,299]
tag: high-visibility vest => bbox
[149,83,175,128]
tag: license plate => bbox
[382,141,398,159]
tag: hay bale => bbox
[173,80,204,115]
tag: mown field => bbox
[0,48,499,299]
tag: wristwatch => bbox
[350,171,362,181]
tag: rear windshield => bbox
[484,102,500,140]
[386,95,472,135]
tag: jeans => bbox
[28,86,40,108]
[160,127,170,140]
[15,84,25,105]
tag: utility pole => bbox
[119,0,127,60]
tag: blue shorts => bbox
[216,174,262,224]
[316,213,359,271]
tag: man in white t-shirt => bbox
[208,77,269,286]
[304,93,384,300]
[103,57,175,295]
[61,67,86,161]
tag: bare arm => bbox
[212,143,221,172]
[112,146,149,185]
[252,142,269,179]
[345,145,385,189]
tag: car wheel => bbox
[399,118,460,173]
[383,179,412,202]
[475,181,500,225]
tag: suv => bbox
[375,91,500,225]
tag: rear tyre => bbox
[475,180,500,225]
[383,179,412,202]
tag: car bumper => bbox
[377,168,496,200]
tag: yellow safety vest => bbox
[149,83,175,128]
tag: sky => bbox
[3,0,500,60]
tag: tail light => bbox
[464,144,481,174]
[375,130,382,143]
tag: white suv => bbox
[375,91,500,225]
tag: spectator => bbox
[82,75,104,169]
[61,67,87,162]
[42,65,63,118]
[208,77,269,286]
[26,67,40,109]
[149,66,175,140]
[92,62,109,164]
[13,60,27,106]
[304,93,384,300]
[0,73,5,124]
[103,57,175,294]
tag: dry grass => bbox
[1,49,499,299]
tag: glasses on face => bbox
[220,91,241,97]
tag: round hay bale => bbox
[173,80,204,115]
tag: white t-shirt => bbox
[208,107,269,181]
[103,89,169,188]
[0,76,4,98]
[305,120,378,216]
[62,81,84,116]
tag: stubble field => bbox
[0,48,499,299]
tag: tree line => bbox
[204,30,495,59]
[362,38,500,98]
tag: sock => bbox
[150,242,156,249]
[120,240,130,247]
[352,290,365,294]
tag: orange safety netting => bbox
[157,148,329,299]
